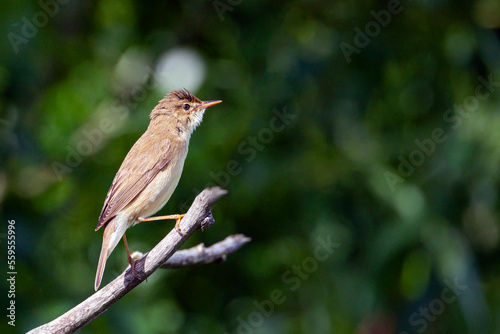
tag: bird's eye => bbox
[183,103,190,111]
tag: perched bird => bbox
[94,89,222,290]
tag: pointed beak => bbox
[194,100,222,111]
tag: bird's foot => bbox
[127,254,147,282]
[137,214,187,236]
[122,234,146,283]
[175,215,187,236]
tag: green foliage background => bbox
[1,0,500,333]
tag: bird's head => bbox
[151,89,222,133]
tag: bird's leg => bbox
[137,214,186,235]
[122,234,141,280]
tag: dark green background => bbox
[1,0,500,333]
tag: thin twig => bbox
[160,234,251,268]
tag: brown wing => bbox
[95,133,172,231]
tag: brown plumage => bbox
[96,135,173,231]
[94,89,221,290]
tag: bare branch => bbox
[160,234,251,268]
[27,187,247,334]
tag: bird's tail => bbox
[95,217,127,290]
[95,239,109,291]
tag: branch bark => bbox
[28,187,246,334]
[128,234,251,268]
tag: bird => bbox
[94,89,222,290]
